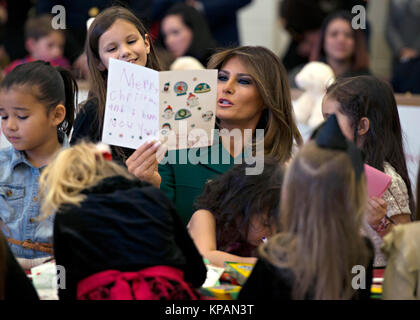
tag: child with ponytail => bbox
[0,61,77,266]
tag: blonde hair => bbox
[39,142,135,219]
[260,141,370,299]
[207,46,302,163]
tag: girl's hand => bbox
[366,196,387,229]
[125,140,166,188]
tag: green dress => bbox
[158,138,244,225]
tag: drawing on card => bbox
[102,59,217,150]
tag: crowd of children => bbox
[0,4,419,301]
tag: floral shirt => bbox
[363,162,411,267]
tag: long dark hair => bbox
[312,10,369,72]
[159,2,217,66]
[326,75,415,217]
[0,61,77,143]
[85,6,161,160]
[194,157,284,254]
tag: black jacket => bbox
[239,238,374,300]
[53,176,207,300]
[1,236,39,300]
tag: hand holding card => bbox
[364,164,392,198]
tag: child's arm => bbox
[188,209,257,268]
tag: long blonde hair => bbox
[207,46,302,163]
[260,141,370,299]
[39,142,135,219]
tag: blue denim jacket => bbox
[0,136,69,259]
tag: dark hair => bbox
[0,61,77,143]
[159,3,217,66]
[312,10,369,72]
[194,157,284,254]
[326,75,415,218]
[25,14,63,41]
[85,6,161,160]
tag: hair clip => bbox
[310,114,364,180]
[95,143,112,161]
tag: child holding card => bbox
[129,46,303,225]
[71,6,162,166]
[321,75,414,267]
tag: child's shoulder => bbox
[0,146,16,180]
[0,146,14,161]
[383,162,407,189]
[4,57,33,75]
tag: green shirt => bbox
[158,138,244,225]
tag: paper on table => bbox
[364,164,392,198]
[101,58,217,150]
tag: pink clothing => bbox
[77,265,200,300]
[4,55,70,75]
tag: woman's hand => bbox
[125,140,166,188]
[366,196,387,229]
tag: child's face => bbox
[247,214,275,247]
[30,31,65,62]
[322,96,354,141]
[161,14,193,58]
[0,87,61,153]
[216,56,264,130]
[98,19,150,70]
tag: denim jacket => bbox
[0,136,69,259]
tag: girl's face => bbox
[321,96,354,141]
[216,56,265,129]
[247,214,275,247]
[161,14,193,58]
[98,19,150,70]
[324,18,355,63]
[0,86,63,154]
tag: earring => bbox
[58,120,68,133]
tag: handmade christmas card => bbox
[102,59,217,150]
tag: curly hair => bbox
[194,157,284,254]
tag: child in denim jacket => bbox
[0,61,77,267]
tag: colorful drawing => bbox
[162,105,174,119]
[161,122,172,136]
[202,110,214,122]
[163,82,170,92]
[174,108,192,120]
[194,83,211,94]
[186,93,199,107]
[162,122,171,130]
[174,81,188,96]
